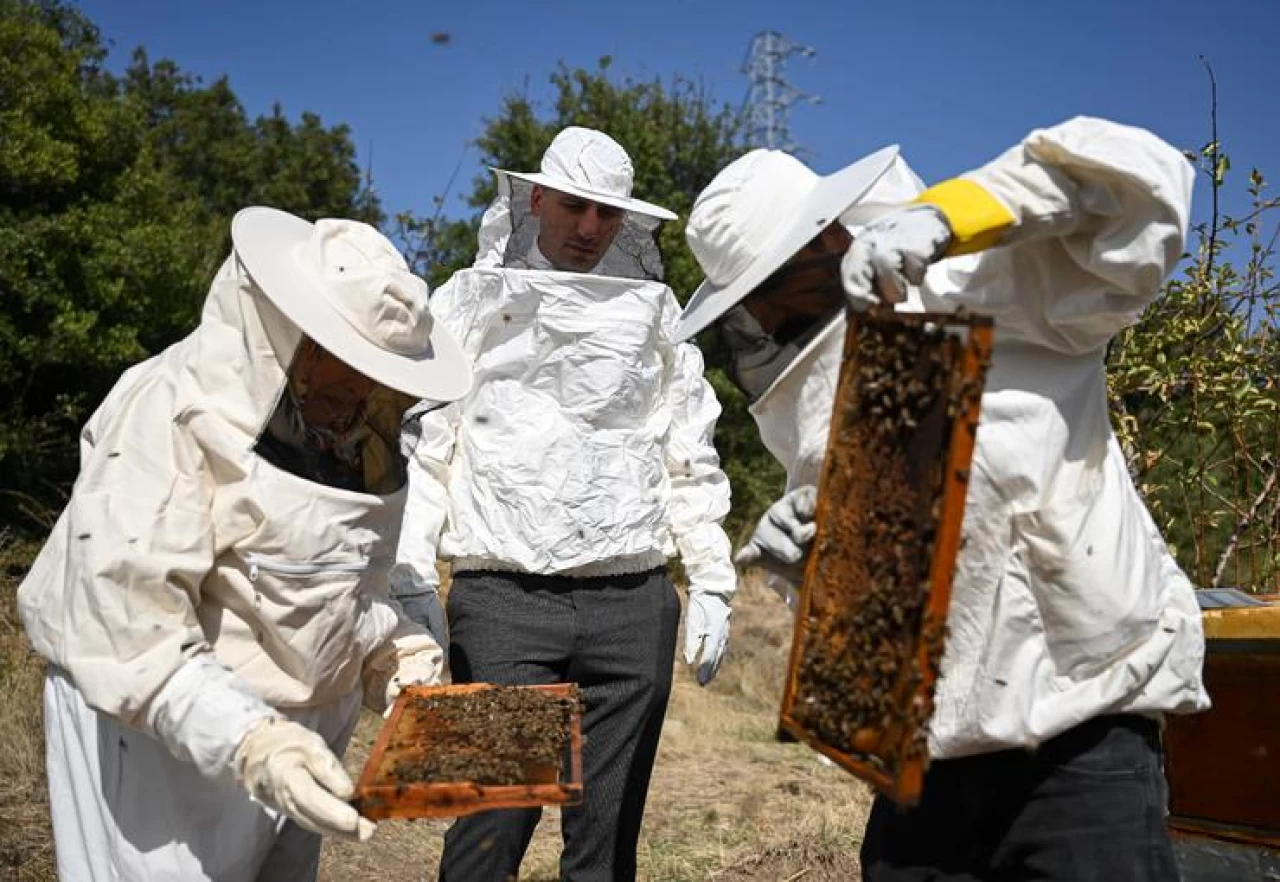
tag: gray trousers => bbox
[438,567,681,882]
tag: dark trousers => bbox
[861,714,1180,881]
[437,568,681,882]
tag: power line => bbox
[740,30,821,156]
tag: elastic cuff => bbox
[145,654,280,781]
[914,178,1015,256]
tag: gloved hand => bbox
[733,486,819,585]
[389,564,448,652]
[396,590,448,654]
[841,205,953,308]
[234,718,375,842]
[362,636,444,717]
[683,589,732,686]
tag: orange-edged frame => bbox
[778,310,992,806]
[353,682,584,821]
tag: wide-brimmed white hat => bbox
[231,207,472,402]
[675,146,902,342]
[494,126,677,222]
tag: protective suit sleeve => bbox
[144,653,281,780]
[665,289,737,604]
[17,374,218,730]
[918,116,1193,354]
[377,412,452,705]
[662,298,736,685]
[661,304,736,601]
[391,402,458,599]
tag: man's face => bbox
[530,185,626,272]
[740,224,852,336]
[291,338,380,432]
[717,224,853,402]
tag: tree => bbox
[397,60,784,539]
[0,0,381,531]
[1107,68,1279,591]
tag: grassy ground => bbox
[0,537,871,882]
[0,536,57,882]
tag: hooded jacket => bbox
[19,256,432,776]
[750,117,1210,758]
[394,179,735,600]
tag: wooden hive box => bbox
[1164,603,1280,850]
[354,682,583,821]
[779,310,992,806]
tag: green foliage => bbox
[1108,141,1279,590]
[398,61,784,540]
[0,0,380,530]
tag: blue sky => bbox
[80,0,1279,238]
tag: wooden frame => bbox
[778,310,992,806]
[353,682,584,821]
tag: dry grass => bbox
[0,549,871,882]
[0,535,56,882]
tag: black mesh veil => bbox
[481,175,666,282]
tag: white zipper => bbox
[246,553,373,582]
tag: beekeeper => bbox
[18,208,472,882]
[676,117,1210,880]
[392,126,736,881]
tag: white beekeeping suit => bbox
[394,127,736,881]
[393,131,736,682]
[18,209,471,881]
[678,117,1210,762]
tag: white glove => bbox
[397,590,448,654]
[234,718,375,842]
[733,486,818,585]
[841,205,952,308]
[362,638,444,717]
[389,563,448,652]
[683,589,732,686]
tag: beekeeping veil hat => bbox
[676,145,910,341]
[498,126,676,222]
[680,146,929,495]
[232,207,472,402]
[482,127,673,280]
